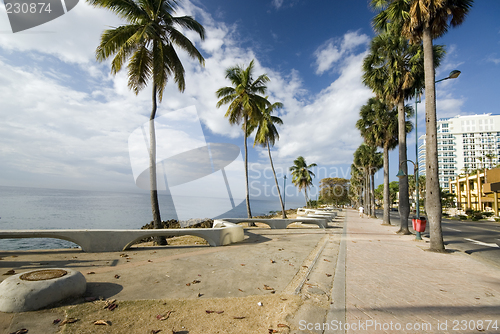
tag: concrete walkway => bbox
[334,209,500,334]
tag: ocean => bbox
[0,186,302,251]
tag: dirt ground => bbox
[54,294,301,334]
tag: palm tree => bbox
[371,0,473,251]
[353,143,382,218]
[357,98,408,224]
[216,60,270,218]
[88,0,205,244]
[484,153,496,182]
[350,164,364,208]
[250,100,287,218]
[363,25,444,234]
[289,156,317,207]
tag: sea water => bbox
[0,186,302,250]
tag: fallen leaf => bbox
[186,283,191,286]
[240,264,245,266]
[107,303,118,311]
[10,329,28,334]
[114,275,120,279]
[323,259,331,262]
[86,272,95,275]
[52,319,61,325]
[268,329,278,333]
[238,289,243,292]
[270,260,276,263]
[3,269,15,275]
[151,330,162,334]
[59,318,79,326]
[278,324,290,328]
[233,316,245,319]
[197,293,203,297]
[93,320,110,326]
[119,253,128,257]
[157,311,173,321]
[302,266,308,268]
[326,274,332,277]
[263,285,274,290]
[192,280,201,284]
[148,260,153,262]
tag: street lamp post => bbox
[413,70,461,241]
[415,88,421,238]
[283,175,287,211]
[397,159,422,239]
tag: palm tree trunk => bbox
[365,170,370,216]
[243,115,253,223]
[150,84,166,245]
[382,142,391,225]
[423,25,444,251]
[304,187,309,207]
[371,171,376,218]
[267,142,286,218]
[397,98,410,234]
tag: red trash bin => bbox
[412,217,427,232]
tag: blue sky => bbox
[0,0,499,205]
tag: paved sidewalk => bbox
[339,209,500,334]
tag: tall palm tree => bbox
[353,143,382,218]
[216,60,270,218]
[371,0,473,251]
[350,164,364,208]
[289,156,317,207]
[357,98,404,224]
[88,0,205,244]
[363,26,444,234]
[249,100,287,218]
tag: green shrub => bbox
[482,212,494,217]
[471,212,483,221]
[495,218,500,222]
[442,212,449,217]
[458,215,468,220]
[465,208,474,216]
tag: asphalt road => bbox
[376,209,500,267]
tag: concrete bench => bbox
[218,217,327,229]
[0,221,244,253]
[297,208,337,220]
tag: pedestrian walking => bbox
[358,206,364,218]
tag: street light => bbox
[283,175,287,211]
[397,159,422,240]
[435,70,461,83]
[412,70,460,239]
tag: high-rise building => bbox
[418,114,500,189]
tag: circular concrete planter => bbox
[0,268,86,312]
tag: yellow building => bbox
[450,168,500,214]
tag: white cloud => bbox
[272,0,284,9]
[0,1,372,191]
[313,31,370,75]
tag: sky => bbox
[0,0,499,204]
